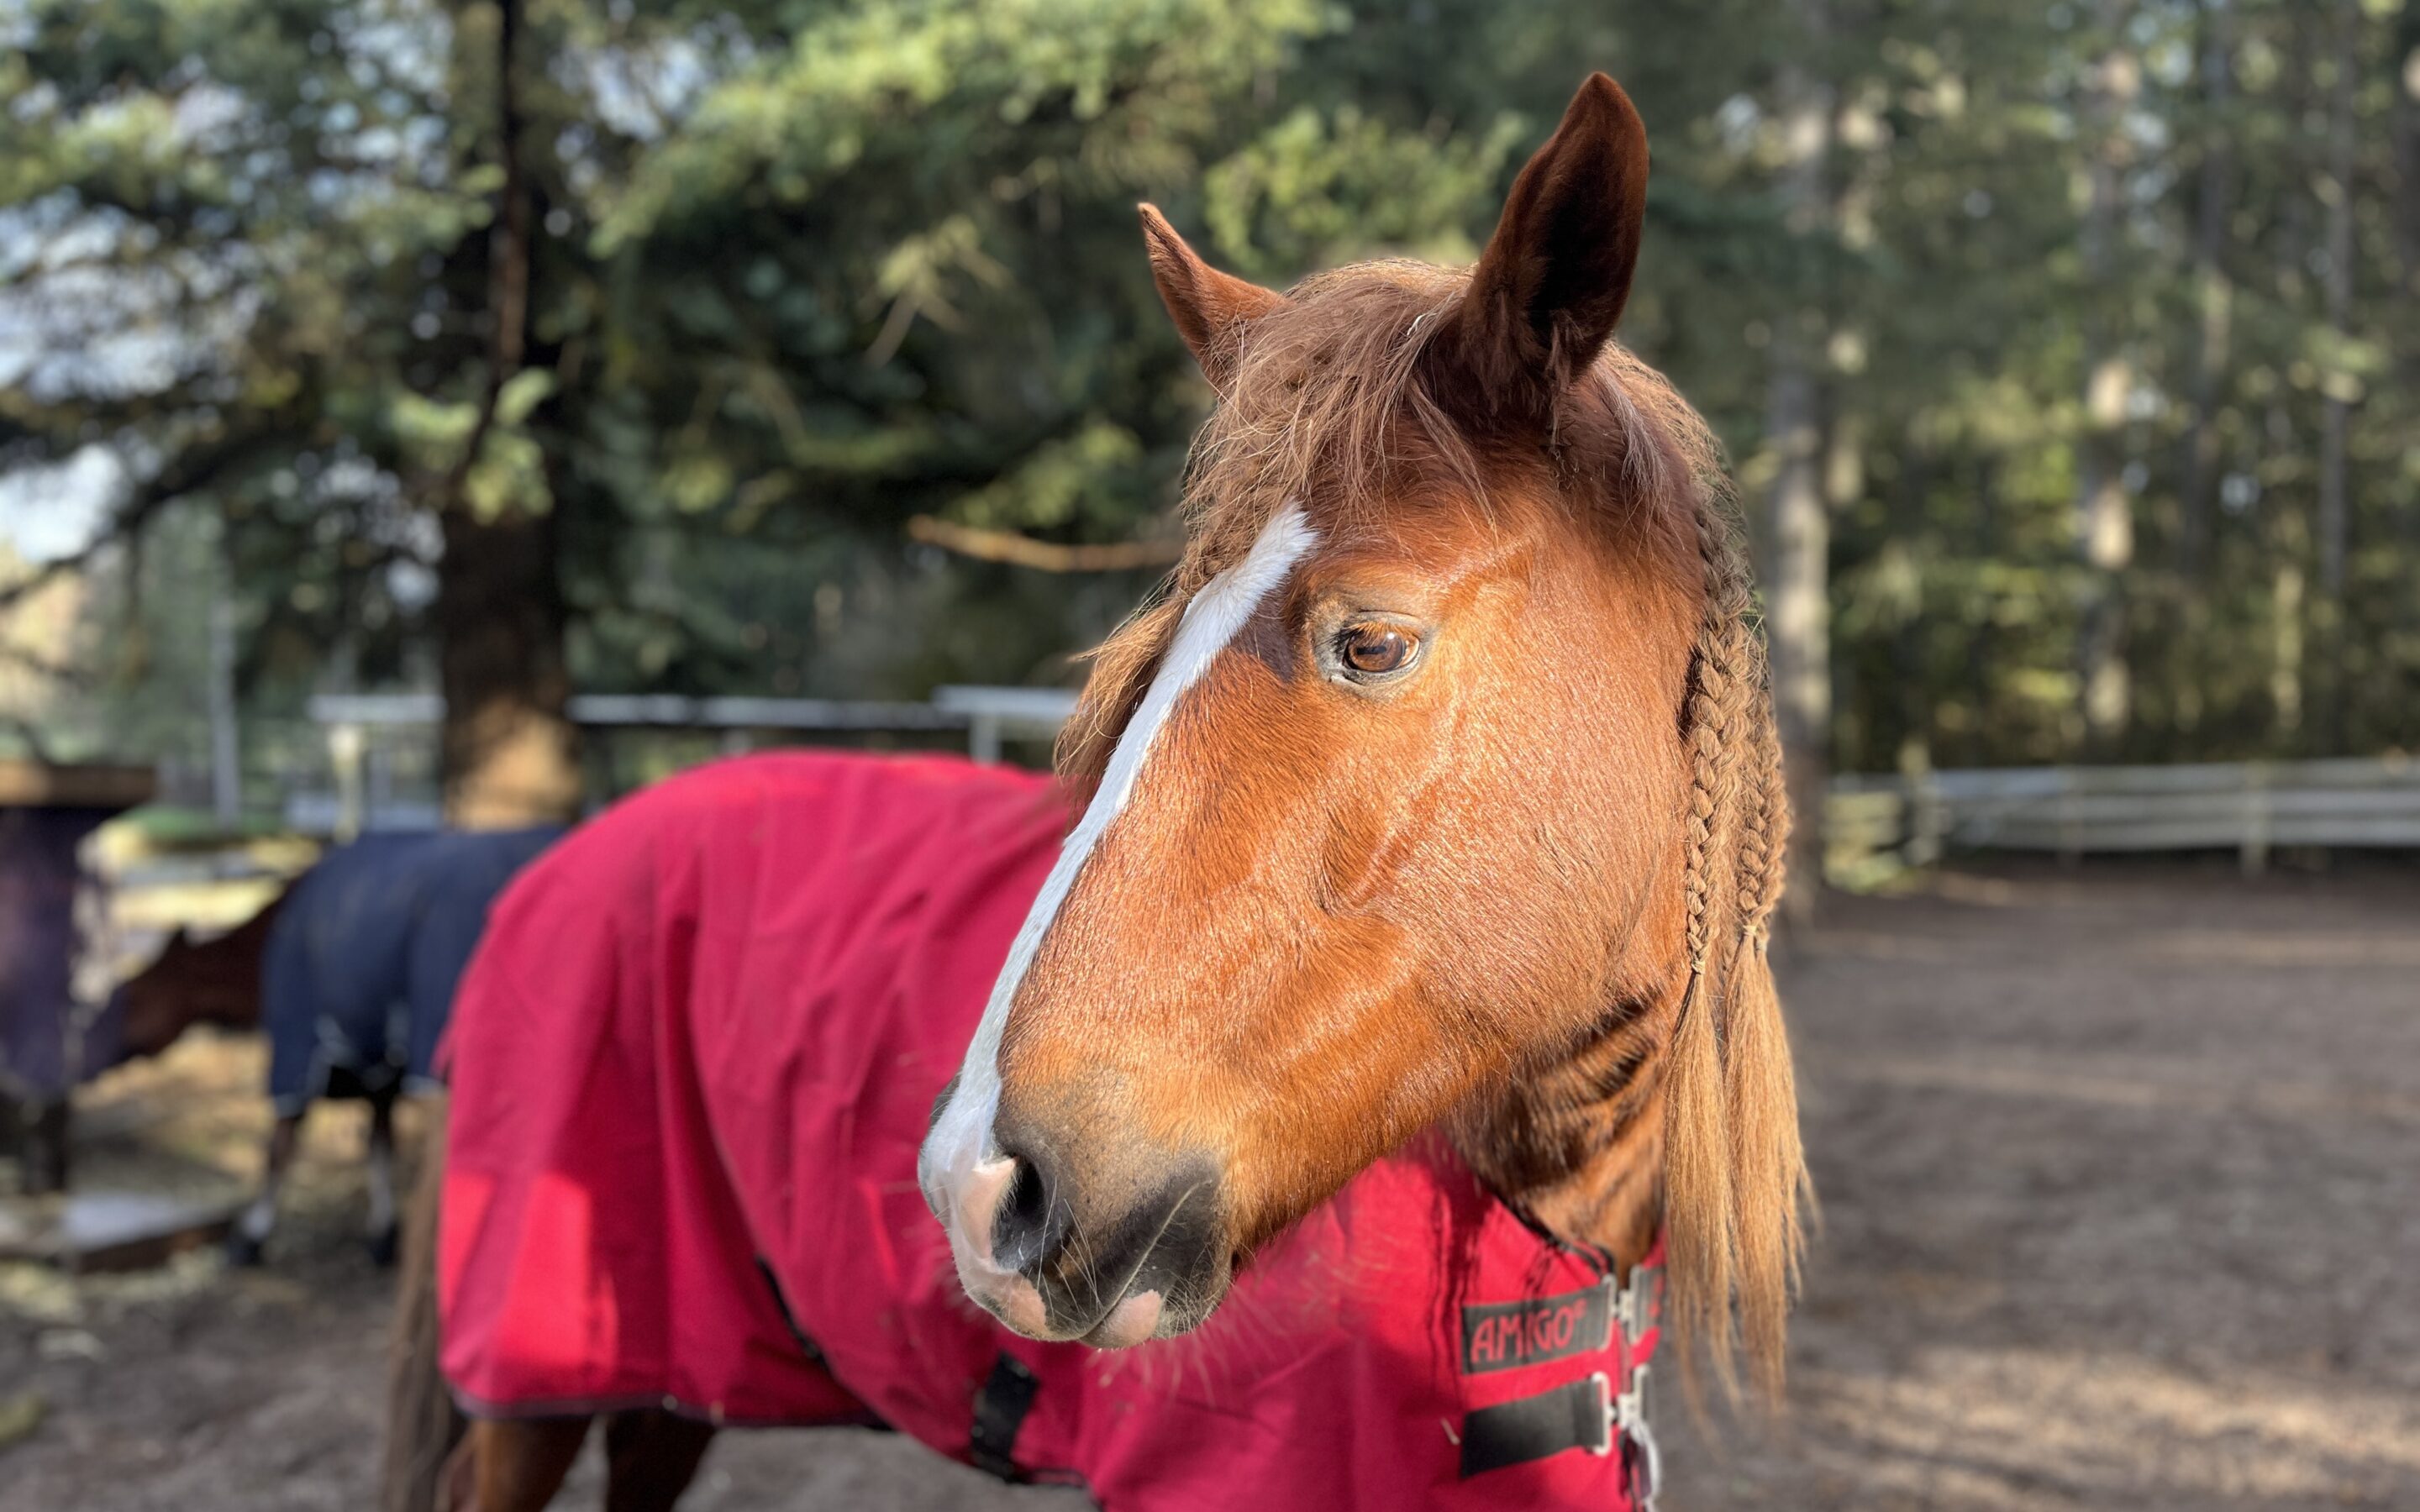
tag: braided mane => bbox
[1667,496,1806,1402]
[1056,257,1805,1399]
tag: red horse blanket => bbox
[439,752,1664,1510]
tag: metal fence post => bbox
[1910,771,1945,868]
[208,591,241,829]
[2240,763,2270,876]
[329,722,366,842]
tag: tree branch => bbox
[0,432,273,614]
[0,715,55,765]
[905,515,1180,572]
[0,639,91,687]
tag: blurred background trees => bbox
[3,0,2416,823]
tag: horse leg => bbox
[228,1109,302,1266]
[384,1098,466,1512]
[18,1097,71,1195]
[602,1410,716,1512]
[366,1087,401,1266]
[442,1417,588,1512]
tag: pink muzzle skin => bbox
[941,1152,1167,1348]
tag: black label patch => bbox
[1460,1283,1612,1375]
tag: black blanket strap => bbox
[968,1352,1041,1481]
[1459,1373,1611,1477]
[755,1257,826,1364]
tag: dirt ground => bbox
[4,859,2417,1511]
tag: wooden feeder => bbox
[0,759,155,1194]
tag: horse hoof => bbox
[367,1227,400,1268]
[225,1232,266,1268]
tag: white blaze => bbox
[919,503,1318,1210]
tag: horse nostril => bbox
[989,1149,1070,1274]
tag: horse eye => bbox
[1339,623,1415,676]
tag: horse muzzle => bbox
[923,1120,1228,1348]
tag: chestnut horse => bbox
[390,73,1802,1510]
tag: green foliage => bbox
[3,0,2417,774]
[1202,105,1524,276]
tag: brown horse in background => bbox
[115,902,283,1062]
[392,72,1804,1511]
[116,822,557,1267]
[113,894,409,1265]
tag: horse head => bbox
[920,73,1803,1394]
[114,900,277,1061]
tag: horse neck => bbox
[1446,974,1684,1272]
[192,972,265,1028]
[187,906,279,1027]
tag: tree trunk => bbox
[2316,0,2358,602]
[438,507,576,827]
[2396,4,2420,302]
[1969,454,2001,767]
[1763,0,1834,918]
[2298,0,2365,753]
[2075,0,2139,759]
[2270,558,2304,739]
[2398,4,2420,554]
[2268,8,2315,753]
[2180,0,2234,580]
[436,0,576,827]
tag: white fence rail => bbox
[295,685,1081,835]
[296,688,2420,873]
[1828,755,2420,874]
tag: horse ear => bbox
[1139,203,1290,392]
[1425,73,1650,427]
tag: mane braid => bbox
[1726,693,1807,1395]
[1663,494,1806,1408]
[1663,503,1751,1397]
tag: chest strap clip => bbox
[1617,1259,1663,1343]
[1611,1362,1661,1510]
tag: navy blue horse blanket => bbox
[266,827,559,1116]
